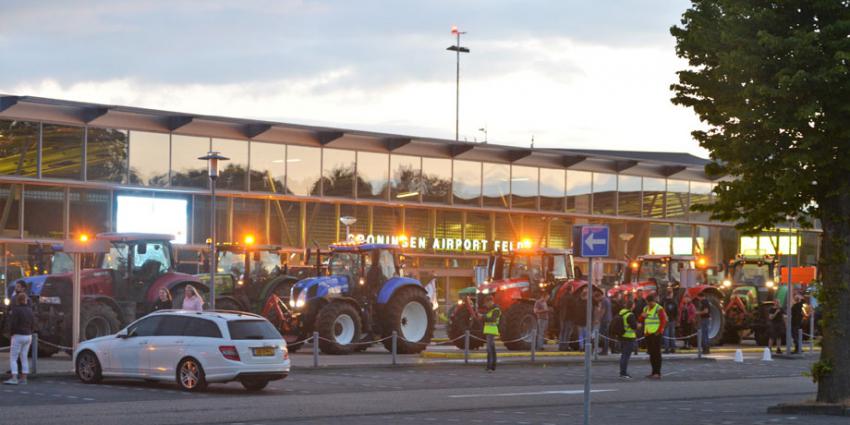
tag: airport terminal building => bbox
[0,95,819,303]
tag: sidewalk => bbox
[4,343,816,378]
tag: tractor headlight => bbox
[766,280,775,289]
[481,288,490,295]
[722,280,732,288]
[358,277,365,285]
[457,299,463,305]
[3,297,9,306]
[293,291,307,308]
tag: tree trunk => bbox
[816,192,850,403]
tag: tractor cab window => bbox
[377,249,397,279]
[133,242,170,274]
[218,251,245,277]
[51,252,74,274]
[329,252,361,283]
[253,251,281,277]
[734,263,771,286]
[103,243,130,274]
[637,260,668,284]
[550,255,570,280]
[510,255,543,282]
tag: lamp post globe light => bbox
[340,216,357,240]
[446,25,469,141]
[198,151,229,310]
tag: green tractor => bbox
[721,254,781,345]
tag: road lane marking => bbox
[449,389,617,398]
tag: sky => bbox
[0,0,708,157]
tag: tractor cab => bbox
[723,254,779,292]
[478,247,575,305]
[95,233,176,302]
[619,255,709,296]
[211,240,287,306]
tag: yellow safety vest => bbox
[619,309,636,339]
[483,307,501,336]
[643,304,662,335]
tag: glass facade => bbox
[0,120,39,177]
[171,135,210,189]
[390,155,421,202]
[42,124,84,180]
[212,138,248,191]
[356,152,389,200]
[643,177,666,218]
[421,157,451,204]
[566,170,592,214]
[539,168,565,212]
[511,165,538,210]
[452,160,481,206]
[86,128,128,183]
[24,185,65,239]
[482,163,510,208]
[667,179,689,218]
[285,145,321,196]
[617,175,642,217]
[0,183,21,237]
[592,172,617,215]
[129,131,170,187]
[70,188,110,237]
[249,142,286,193]
[321,148,356,198]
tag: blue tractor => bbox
[286,242,435,355]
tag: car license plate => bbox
[252,347,275,356]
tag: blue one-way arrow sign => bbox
[576,225,609,258]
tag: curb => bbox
[768,403,850,417]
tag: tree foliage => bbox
[671,0,850,403]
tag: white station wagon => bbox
[73,310,290,391]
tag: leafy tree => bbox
[671,1,850,402]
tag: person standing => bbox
[696,293,712,354]
[662,287,679,353]
[482,296,501,372]
[632,291,646,355]
[533,292,550,351]
[768,299,786,354]
[181,285,204,311]
[575,287,590,351]
[599,292,612,355]
[152,288,173,312]
[791,293,804,354]
[679,294,697,349]
[4,293,34,385]
[639,294,667,379]
[618,298,638,379]
[558,289,575,351]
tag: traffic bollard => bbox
[797,328,803,354]
[391,331,398,366]
[31,333,38,376]
[312,331,319,368]
[697,331,703,360]
[530,327,537,363]
[463,330,470,365]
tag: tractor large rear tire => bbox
[81,302,121,341]
[703,294,726,346]
[314,302,361,355]
[381,287,435,354]
[499,302,536,351]
[447,303,485,350]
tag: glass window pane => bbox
[86,128,128,183]
[673,224,692,255]
[566,170,592,214]
[435,210,463,248]
[482,163,509,208]
[667,179,689,218]
[689,181,714,221]
[305,202,336,247]
[465,212,490,242]
[548,217,571,248]
[539,168,565,212]
[372,206,402,238]
[649,223,671,255]
[70,188,110,237]
[0,120,39,177]
[390,155,421,202]
[322,148,355,198]
[357,152,389,200]
[511,166,538,210]
[213,138,248,191]
[593,173,617,215]
[421,157,451,204]
[617,175,642,217]
[268,200,301,247]
[24,185,65,239]
[643,177,666,218]
[0,183,22,236]
[285,146,321,196]
[233,198,265,243]
[452,160,481,206]
[493,213,521,247]
[171,135,210,188]
[129,131,170,187]
[42,124,83,180]
[192,194,227,244]
[249,142,286,193]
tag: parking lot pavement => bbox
[0,352,828,425]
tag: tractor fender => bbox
[686,285,724,301]
[146,274,203,303]
[259,276,298,302]
[214,295,248,311]
[377,277,424,305]
[80,295,124,322]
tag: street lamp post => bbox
[340,216,357,240]
[447,25,469,141]
[199,151,229,311]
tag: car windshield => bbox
[734,263,771,285]
[227,319,282,340]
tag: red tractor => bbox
[608,255,726,345]
[447,247,582,350]
[6,233,203,356]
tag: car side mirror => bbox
[116,329,129,339]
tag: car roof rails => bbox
[210,309,264,319]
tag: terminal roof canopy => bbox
[0,95,718,181]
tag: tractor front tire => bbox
[704,294,726,346]
[499,302,536,351]
[314,302,362,355]
[81,302,122,341]
[447,303,485,350]
[381,287,435,354]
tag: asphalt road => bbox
[0,353,842,425]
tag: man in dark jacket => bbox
[662,287,679,353]
[791,294,804,354]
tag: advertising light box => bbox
[116,195,188,244]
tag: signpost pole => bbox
[72,252,81,354]
[583,257,593,425]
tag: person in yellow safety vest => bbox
[482,295,501,372]
[639,294,668,380]
[618,298,638,379]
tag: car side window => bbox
[128,316,163,337]
[155,316,190,336]
[183,317,222,338]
